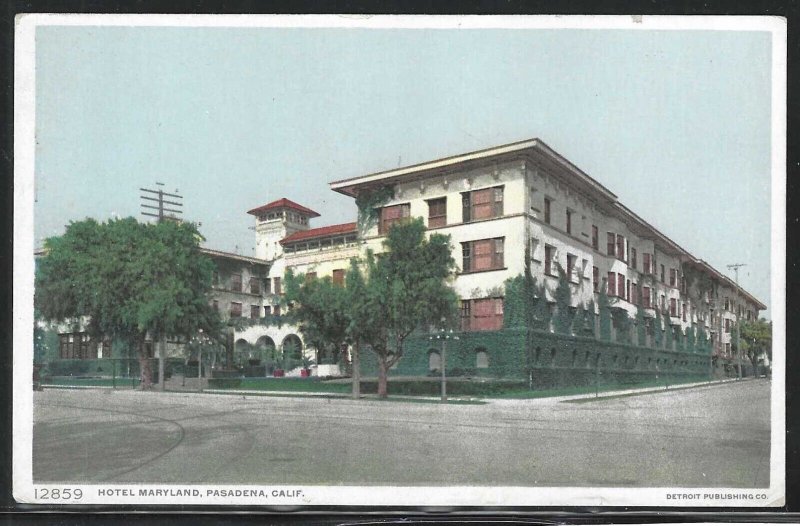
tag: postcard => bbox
[13,14,786,508]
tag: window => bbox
[593,266,599,292]
[725,342,731,355]
[617,273,625,299]
[607,272,616,296]
[273,305,281,316]
[616,235,625,260]
[643,253,653,274]
[476,349,489,369]
[265,277,271,294]
[607,232,616,256]
[273,277,282,295]
[544,245,556,276]
[660,294,666,311]
[100,337,111,359]
[463,298,504,331]
[462,238,504,272]
[566,210,572,234]
[681,276,687,294]
[626,279,631,302]
[230,302,242,318]
[669,298,677,317]
[669,268,677,288]
[251,305,260,319]
[630,248,637,270]
[682,303,687,322]
[231,273,242,292]
[460,300,471,331]
[566,254,577,281]
[250,277,261,295]
[660,264,665,284]
[379,203,411,234]
[463,187,504,223]
[631,283,638,305]
[724,298,730,311]
[332,269,345,287]
[643,287,651,308]
[725,318,731,333]
[59,333,74,359]
[427,197,447,228]
[592,225,599,250]
[264,306,271,316]
[543,197,551,224]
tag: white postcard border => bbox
[12,14,787,508]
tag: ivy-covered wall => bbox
[358,271,713,389]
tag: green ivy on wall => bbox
[355,186,394,235]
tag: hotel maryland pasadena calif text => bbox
[51,138,767,381]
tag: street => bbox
[32,379,771,487]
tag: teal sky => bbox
[33,25,773,315]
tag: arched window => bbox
[428,350,441,371]
[475,348,489,369]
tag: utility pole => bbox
[140,183,183,392]
[140,183,183,223]
[727,263,747,380]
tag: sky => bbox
[33,23,774,316]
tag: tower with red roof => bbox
[247,198,320,260]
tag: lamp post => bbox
[197,328,204,392]
[429,328,459,403]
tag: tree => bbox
[284,270,350,365]
[736,318,772,377]
[35,217,223,388]
[348,218,458,398]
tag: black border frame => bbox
[1,0,797,522]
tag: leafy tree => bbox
[349,218,458,398]
[35,217,223,388]
[284,270,350,365]
[736,318,772,376]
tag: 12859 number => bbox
[34,488,83,500]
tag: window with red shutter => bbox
[607,233,616,256]
[469,298,504,331]
[617,273,625,299]
[643,286,651,308]
[427,197,447,228]
[608,272,616,296]
[379,204,410,234]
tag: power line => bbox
[140,184,183,223]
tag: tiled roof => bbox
[280,222,358,245]
[247,198,321,218]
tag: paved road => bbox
[32,379,771,487]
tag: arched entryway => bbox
[428,349,441,371]
[281,334,303,368]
